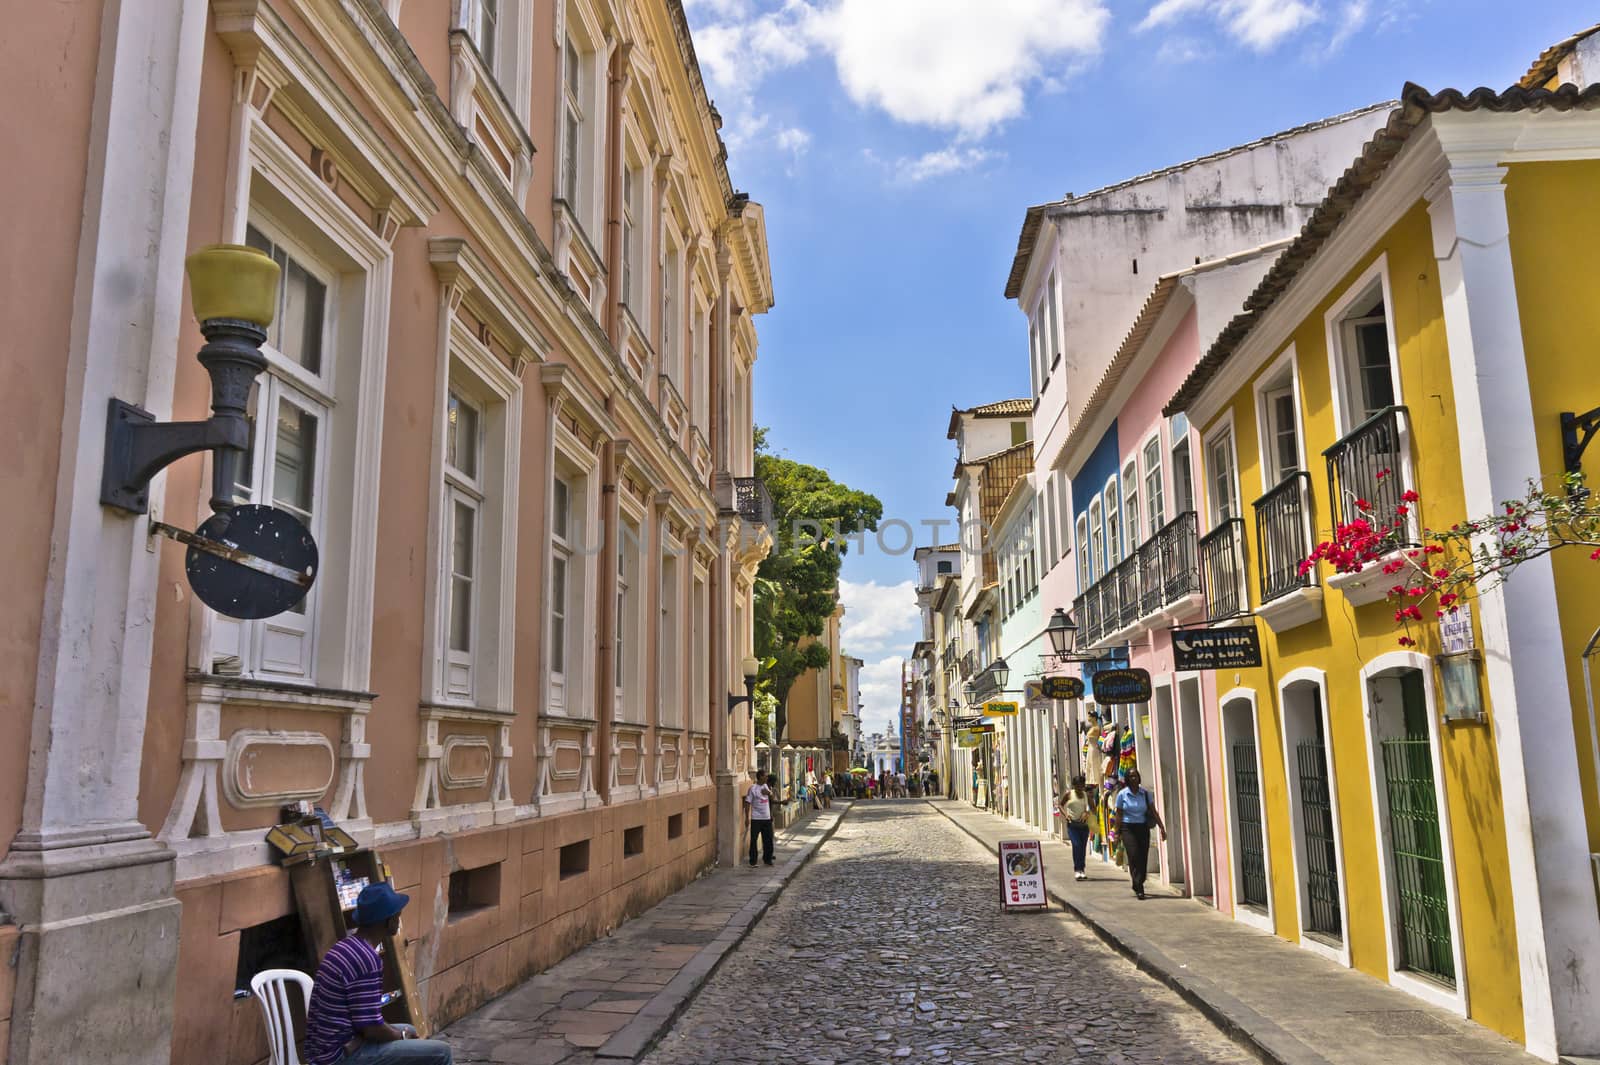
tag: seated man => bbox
[303,882,452,1064]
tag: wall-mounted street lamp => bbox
[102,244,281,514]
[1046,608,1078,659]
[728,656,760,719]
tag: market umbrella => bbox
[849,767,869,775]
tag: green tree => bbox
[753,430,882,740]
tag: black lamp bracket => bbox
[1562,406,1600,478]
[101,319,268,515]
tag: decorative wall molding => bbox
[221,728,336,809]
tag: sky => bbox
[678,0,1591,738]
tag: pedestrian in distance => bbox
[302,883,454,1064]
[1112,769,1165,899]
[820,770,834,809]
[1056,775,1092,881]
[744,771,776,866]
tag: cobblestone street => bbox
[641,802,1256,1064]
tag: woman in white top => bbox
[1056,775,1092,880]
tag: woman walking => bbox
[1056,775,1092,881]
[1112,769,1165,899]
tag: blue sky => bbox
[680,0,1591,734]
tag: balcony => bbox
[733,477,773,527]
[960,650,976,680]
[1251,472,1325,631]
[1198,518,1248,622]
[1073,510,1203,648]
[1322,405,1415,606]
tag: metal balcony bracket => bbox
[1561,406,1600,477]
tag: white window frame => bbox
[659,528,683,728]
[1087,499,1103,584]
[1057,474,1072,561]
[1142,433,1165,533]
[548,427,599,718]
[1075,513,1090,587]
[1122,459,1140,551]
[211,213,338,684]
[620,139,649,323]
[443,394,483,699]
[690,291,711,430]
[661,220,684,384]
[690,564,710,733]
[1203,414,1241,528]
[615,502,646,723]
[422,312,522,712]
[469,0,500,73]
[1253,346,1306,489]
[1323,255,1403,439]
[560,13,606,239]
[1103,476,1121,566]
[1220,687,1277,934]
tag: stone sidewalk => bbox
[929,798,1544,1065]
[441,802,848,1064]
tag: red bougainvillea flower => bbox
[1434,568,1449,579]
[1377,468,1392,480]
[1398,636,1416,647]
[1425,544,1445,555]
[1401,489,1419,503]
[1591,548,1600,561]
[1395,504,1410,517]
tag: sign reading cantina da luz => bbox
[1090,668,1152,704]
[998,839,1049,911]
[1170,625,1263,670]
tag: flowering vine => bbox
[1299,470,1600,646]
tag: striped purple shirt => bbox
[303,935,385,1065]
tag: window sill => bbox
[1256,586,1323,633]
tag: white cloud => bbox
[887,145,996,184]
[838,578,919,658]
[807,0,1110,138]
[683,0,1111,145]
[1140,0,1321,51]
[1325,0,1369,53]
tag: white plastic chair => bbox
[250,968,314,1065]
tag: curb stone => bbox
[593,803,851,1061]
[925,798,1334,1065]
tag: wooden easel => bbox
[287,849,429,1037]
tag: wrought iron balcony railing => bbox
[1116,556,1141,629]
[733,477,773,527]
[1254,472,1314,604]
[1199,518,1248,621]
[1323,405,1413,544]
[1138,536,1164,617]
[959,650,976,680]
[1158,511,1202,605]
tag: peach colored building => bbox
[0,2,772,1063]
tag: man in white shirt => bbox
[744,772,775,866]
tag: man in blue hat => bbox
[302,881,453,1063]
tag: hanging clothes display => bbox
[1119,726,1137,778]
[1082,720,1104,787]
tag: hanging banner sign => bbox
[998,839,1049,912]
[1042,675,1085,700]
[956,731,982,749]
[983,700,1019,717]
[1090,668,1152,704]
[1171,625,1263,670]
[1439,604,1474,655]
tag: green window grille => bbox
[1296,737,1342,938]
[1232,738,1268,908]
[1379,675,1455,984]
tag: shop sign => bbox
[1042,675,1085,700]
[1024,681,1050,712]
[1090,668,1152,704]
[997,839,1049,911]
[956,731,981,749]
[1171,625,1263,670]
[983,700,1019,716]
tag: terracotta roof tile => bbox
[1164,82,1600,418]
[1520,22,1600,90]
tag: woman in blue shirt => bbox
[1112,769,1166,900]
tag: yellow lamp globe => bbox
[185,243,281,328]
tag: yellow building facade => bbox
[1167,82,1600,1061]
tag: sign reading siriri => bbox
[1042,675,1085,700]
[1170,625,1263,671]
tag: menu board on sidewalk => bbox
[997,839,1049,912]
